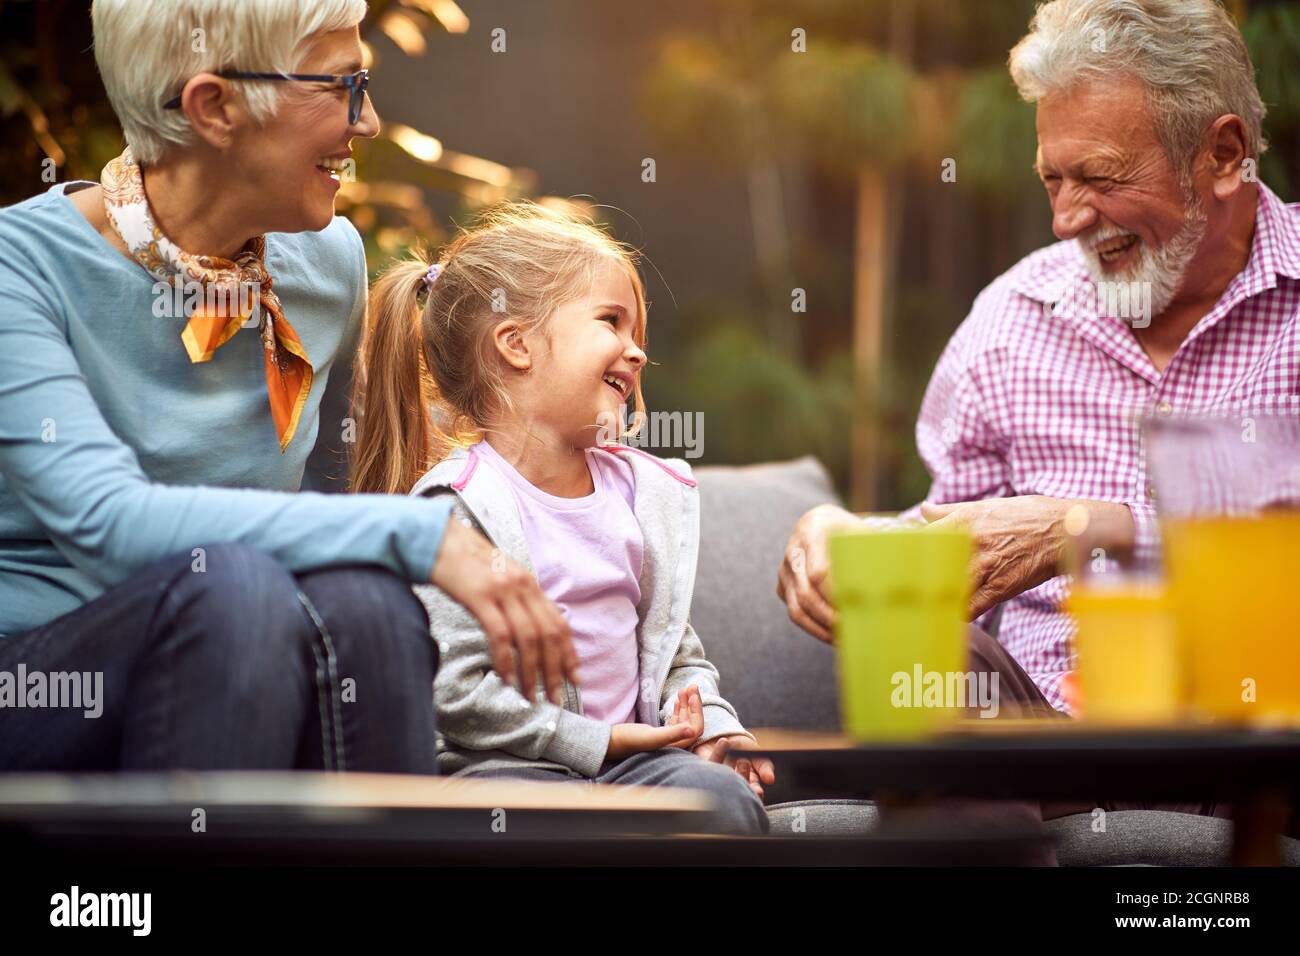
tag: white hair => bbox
[92,0,368,164]
[1009,0,1267,181]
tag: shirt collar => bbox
[1254,181,1300,282]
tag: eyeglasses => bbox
[163,69,371,126]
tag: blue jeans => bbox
[0,543,438,772]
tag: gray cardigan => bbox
[411,444,753,777]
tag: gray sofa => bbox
[689,456,1299,866]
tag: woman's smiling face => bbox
[520,256,647,449]
[231,25,379,234]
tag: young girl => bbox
[355,203,773,834]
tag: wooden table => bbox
[0,770,1048,866]
[0,771,714,838]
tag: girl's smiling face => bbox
[503,256,646,449]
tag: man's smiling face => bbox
[1035,75,1208,317]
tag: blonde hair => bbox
[92,0,368,164]
[1009,0,1267,179]
[352,202,649,496]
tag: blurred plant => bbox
[0,0,126,203]
[645,2,927,507]
[650,315,855,491]
[1242,0,1300,195]
[348,0,539,272]
[952,67,1038,197]
[644,0,1299,507]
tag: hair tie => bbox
[420,262,443,292]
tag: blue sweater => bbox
[0,183,449,636]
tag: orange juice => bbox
[1068,583,1181,723]
[1163,513,1300,724]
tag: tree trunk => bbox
[745,142,797,356]
[852,165,888,510]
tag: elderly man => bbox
[780,0,1298,723]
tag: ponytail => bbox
[350,257,436,495]
[352,201,652,496]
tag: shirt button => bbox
[546,721,557,732]
[1155,402,1173,416]
[1148,484,1158,500]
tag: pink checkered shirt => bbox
[908,184,1300,712]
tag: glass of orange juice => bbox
[1063,508,1181,723]
[1161,514,1300,723]
[1145,412,1300,725]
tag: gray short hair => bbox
[1009,0,1267,177]
[92,0,368,164]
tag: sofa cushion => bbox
[691,456,842,732]
[768,802,1300,866]
[767,798,878,836]
[1049,810,1300,866]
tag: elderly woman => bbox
[0,0,575,772]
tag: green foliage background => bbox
[2,0,1297,506]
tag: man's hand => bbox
[431,517,580,705]
[694,735,777,801]
[776,503,861,642]
[922,496,1135,618]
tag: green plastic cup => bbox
[829,523,972,740]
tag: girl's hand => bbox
[694,735,777,801]
[607,720,699,760]
[667,685,706,749]
[431,517,579,704]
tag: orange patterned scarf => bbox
[101,147,312,452]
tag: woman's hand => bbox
[776,503,860,642]
[694,734,777,801]
[431,517,579,704]
[607,720,699,760]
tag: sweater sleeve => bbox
[0,257,449,588]
[659,620,754,744]
[300,220,365,494]
[417,495,612,778]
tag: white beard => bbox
[1078,198,1209,320]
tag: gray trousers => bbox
[471,747,770,836]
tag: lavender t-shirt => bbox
[474,441,643,724]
